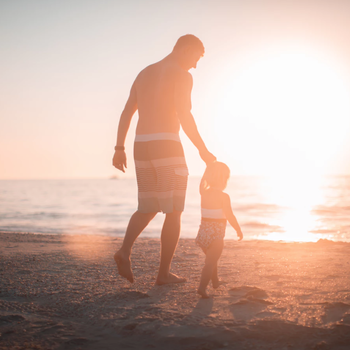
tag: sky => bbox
[1,0,350,179]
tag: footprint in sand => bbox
[229,286,268,299]
[255,311,280,319]
[117,291,150,300]
[228,286,273,322]
[229,298,270,322]
[321,302,350,325]
[340,313,350,325]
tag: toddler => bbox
[196,161,243,298]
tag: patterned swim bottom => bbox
[195,220,226,251]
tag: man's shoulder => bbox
[137,61,192,82]
[137,63,157,79]
[135,61,165,84]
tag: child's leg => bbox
[211,239,225,288]
[197,239,224,298]
[211,263,219,288]
[211,263,226,289]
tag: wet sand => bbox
[1,232,350,350]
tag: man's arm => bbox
[175,71,216,164]
[113,82,138,172]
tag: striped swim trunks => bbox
[134,133,189,214]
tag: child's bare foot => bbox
[197,288,211,299]
[114,250,134,283]
[212,280,226,289]
[155,272,187,285]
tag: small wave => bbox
[243,222,284,232]
[313,205,350,215]
[309,229,337,234]
[233,203,282,213]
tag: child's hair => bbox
[200,161,230,192]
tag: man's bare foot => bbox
[114,250,134,283]
[212,280,226,289]
[155,272,187,285]
[197,288,211,299]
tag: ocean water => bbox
[0,176,350,242]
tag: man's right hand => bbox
[199,149,216,165]
[113,150,127,173]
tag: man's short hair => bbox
[173,34,205,55]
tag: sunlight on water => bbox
[1,177,350,242]
[256,174,331,242]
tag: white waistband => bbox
[201,208,226,219]
[135,133,180,142]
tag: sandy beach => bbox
[1,232,350,350]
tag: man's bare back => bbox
[133,58,192,135]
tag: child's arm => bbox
[222,193,243,241]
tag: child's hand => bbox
[237,230,243,241]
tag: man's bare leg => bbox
[156,210,186,285]
[114,211,157,283]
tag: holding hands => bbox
[199,149,216,165]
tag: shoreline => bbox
[1,232,350,349]
[1,230,349,244]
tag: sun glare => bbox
[211,44,350,241]
[214,44,350,177]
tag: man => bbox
[113,34,216,285]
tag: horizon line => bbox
[1,174,350,181]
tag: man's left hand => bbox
[113,150,127,172]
